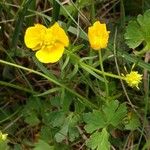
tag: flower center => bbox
[43,29,56,47]
[124,71,142,88]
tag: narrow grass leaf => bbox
[51,0,60,23]
[34,87,61,97]
[11,0,33,49]
[0,80,36,94]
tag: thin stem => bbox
[81,63,124,80]
[98,50,109,98]
[113,27,137,110]
[90,0,95,23]
[137,75,149,148]
[120,0,125,27]
[0,81,35,94]
[66,49,124,80]
[0,59,97,109]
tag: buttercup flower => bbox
[24,22,69,63]
[88,21,110,50]
[0,131,8,141]
[123,71,142,89]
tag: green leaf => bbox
[55,119,69,142]
[23,97,41,126]
[51,0,60,23]
[42,111,65,127]
[137,10,150,37]
[68,127,79,142]
[24,111,40,126]
[125,20,144,49]
[23,97,41,112]
[77,0,92,7]
[34,140,54,150]
[81,63,105,82]
[125,9,150,51]
[54,143,70,150]
[52,111,65,127]
[86,128,110,150]
[54,113,79,142]
[11,0,33,49]
[83,110,106,133]
[40,126,53,143]
[60,4,76,18]
[142,139,150,150]
[83,100,127,133]
[68,114,80,142]
[0,140,9,150]
[61,90,73,112]
[75,100,85,113]
[125,112,140,130]
[103,100,127,127]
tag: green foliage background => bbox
[0,0,150,150]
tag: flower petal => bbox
[88,21,110,50]
[50,22,69,47]
[35,43,64,63]
[24,24,46,50]
[124,71,142,89]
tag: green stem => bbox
[85,63,124,80]
[0,81,35,94]
[120,0,125,27]
[0,108,21,124]
[98,50,109,98]
[66,49,125,80]
[0,59,97,109]
[137,75,149,149]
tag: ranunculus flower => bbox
[24,22,69,63]
[0,131,8,141]
[88,21,110,50]
[123,71,142,89]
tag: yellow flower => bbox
[88,21,110,50]
[123,71,142,89]
[24,22,69,63]
[0,131,8,141]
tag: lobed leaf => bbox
[125,112,140,131]
[54,113,79,142]
[125,21,144,49]
[83,111,106,133]
[125,9,150,50]
[103,100,127,127]
[86,128,110,150]
[34,140,54,150]
[84,100,127,133]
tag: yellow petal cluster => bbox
[124,71,142,89]
[24,23,69,63]
[88,21,110,50]
[0,131,8,141]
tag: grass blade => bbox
[11,0,33,50]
